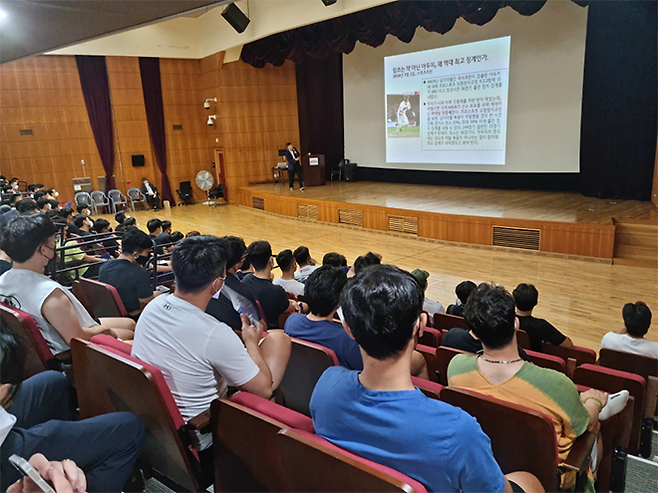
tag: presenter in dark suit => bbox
[141,177,161,210]
[285,142,304,191]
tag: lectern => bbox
[301,154,326,187]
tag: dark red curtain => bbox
[75,55,116,192]
[242,0,547,67]
[138,57,175,203]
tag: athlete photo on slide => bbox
[387,93,420,138]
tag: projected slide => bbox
[385,37,511,165]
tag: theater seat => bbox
[598,348,658,380]
[525,349,569,375]
[541,343,597,367]
[433,312,469,332]
[411,376,444,400]
[418,326,442,347]
[0,301,70,376]
[435,345,470,386]
[72,278,127,318]
[415,344,440,383]
[71,336,209,492]
[278,428,428,493]
[277,338,339,416]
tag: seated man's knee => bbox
[505,471,545,493]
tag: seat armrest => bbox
[561,430,596,472]
[186,409,211,432]
[48,349,72,369]
[645,376,658,419]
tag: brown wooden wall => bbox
[0,54,299,205]
[238,187,616,259]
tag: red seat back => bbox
[435,345,471,386]
[525,349,567,374]
[540,343,596,367]
[433,312,469,332]
[278,428,428,493]
[277,338,339,416]
[411,376,444,400]
[74,278,127,318]
[599,348,658,380]
[415,344,440,383]
[230,392,314,433]
[516,329,531,349]
[418,326,442,347]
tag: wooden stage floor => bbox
[117,203,657,352]
[244,181,657,225]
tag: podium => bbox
[302,154,326,187]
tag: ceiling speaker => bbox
[222,3,250,34]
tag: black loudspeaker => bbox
[131,154,145,167]
[222,3,250,34]
[343,162,357,182]
[322,0,338,5]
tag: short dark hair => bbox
[276,249,295,272]
[221,236,246,268]
[341,265,423,360]
[455,280,477,305]
[147,218,162,233]
[9,194,21,206]
[622,302,652,337]
[76,204,90,214]
[73,214,89,228]
[0,317,27,408]
[94,218,111,232]
[115,211,126,224]
[1,214,58,263]
[161,220,172,231]
[171,236,227,294]
[60,207,73,219]
[34,191,47,201]
[36,197,50,210]
[48,199,60,210]
[16,199,38,214]
[121,228,153,254]
[169,231,184,243]
[353,252,380,275]
[293,246,311,265]
[322,252,342,268]
[465,283,516,350]
[186,230,201,237]
[142,177,149,182]
[513,283,539,311]
[305,266,347,317]
[246,240,272,271]
[285,142,291,147]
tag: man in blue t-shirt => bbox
[310,265,542,493]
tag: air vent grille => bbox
[20,129,33,136]
[492,226,540,250]
[172,124,183,131]
[338,209,363,227]
[388,215,419,235]
[252,196,264,210]
[297,204,318,220]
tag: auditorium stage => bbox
[238,182,657,261]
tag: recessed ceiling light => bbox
[0,10,6,21]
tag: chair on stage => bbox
[108,189,128,213]
[74,191,92,210]
[90,190,110,215]
[177,181,194,206]
[127,187,147,211]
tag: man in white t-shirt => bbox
[273,249,305,298]
[132,235,291,453]
[601,301,657,358]
[293,245,318,282]
[0,214,135,354]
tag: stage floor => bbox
[244,181,657,225]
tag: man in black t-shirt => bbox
[513,283,573,351]
[241,240,301,328]
[442,327,530,361]
[98,229,161,317]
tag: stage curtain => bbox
[579,0,657,200]
[138,57,175,204]
[241,0,547,68]
[75,55,116,193]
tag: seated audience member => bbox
[601,301,657,358]
[442,325,530,361]
[94,218,120,258]
[236,256,254,280]
[323,251,349,274]
[58,207,80,234]
[206,236,261,331]
[7,454,86,493]
[132,235,292,457]
[36,197,51,213]
[141,177,160,211]
[99,228,161,318]
[156,220,172,245]
[293,245,318,282]
[448,283,629,490]
[114,210,128,228]
[311,266,541,493]
[410,269,445,317]
[446,280,476,317]
[185,230,201,237]
[513,283,573,351]
[48,198,61,211]
[116,216,137,234]
[33,190,47,202]
[76,204,92,217]
[273,249,305,298]
[166,231,184,251]
[348,251,381,277]
[0,319,145,492]
[16,199,39,215]
[0,215,135,354]
[147,218,166,254]
[242,241,300,328]
[50,216,106,280]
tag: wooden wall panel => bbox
[238,188,616,259]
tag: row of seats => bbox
[75,189,147,214]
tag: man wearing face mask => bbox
[132,236,291,482]
[98,228,162,319]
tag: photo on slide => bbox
[386,93,420,138]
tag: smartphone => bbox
[9,455,56,493]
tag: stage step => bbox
[613,221,658,267]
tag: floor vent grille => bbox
[297,204,318,220]
[388,215,419,235]
[252,196,264,210]
[493,226,540,250]
[338,209,363,227]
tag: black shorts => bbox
[509,480,525,493]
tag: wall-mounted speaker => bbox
[132,154,145,167]
[222,3,250,34]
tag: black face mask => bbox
[136,253,151,266]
